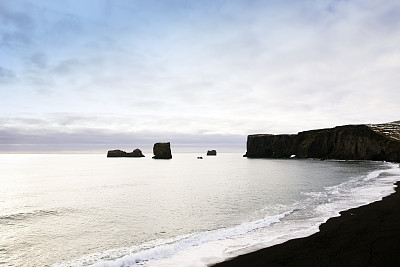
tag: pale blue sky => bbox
[1,0,400,152]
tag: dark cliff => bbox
[244,122,400,162]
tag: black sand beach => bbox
[212,180,400,267]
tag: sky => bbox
[1,0,399,153]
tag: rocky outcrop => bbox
[107,149,145,157]
[244,123,400,162]
[131,149,145,157]
[207,150,217,156]
[152,142,172,159]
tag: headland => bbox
[244,121,400,162]
[214,121,400,266]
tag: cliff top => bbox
[249,121,400,142]
[368,121,400,141]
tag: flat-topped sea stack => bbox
[244,121,400,162]
[152,142,172,159]
[207,150,217,156]
[107,149,145,157]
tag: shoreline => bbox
[211,180,400,267]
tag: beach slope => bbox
[212,181,400,267]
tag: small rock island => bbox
[153,142,172,159]
[244,121,400,162]
[107,149,145,157]
[207,150,217,156]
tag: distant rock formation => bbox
[107,149,145,157]
[131,149,145,157]
[207,150,217,156]
[244,122,400,162]
[152,142,172,159]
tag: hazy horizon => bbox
[1,0,400,152]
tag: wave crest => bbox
[0,209,61,224]
[55,210,295,267]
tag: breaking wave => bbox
[54,210,295,267]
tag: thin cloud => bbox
[0,0,399,152]
[0,66,15,82]
[0,126,245,153]
[0,2,35,46]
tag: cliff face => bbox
[244,123,400,162]
[245,134,297,158]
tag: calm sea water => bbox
[0,153,399,267]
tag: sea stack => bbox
[207,150,217,156]
[152,142,172,159]
[131,148,145,157]
[107,149,145,157]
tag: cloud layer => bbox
[1,0,400,152]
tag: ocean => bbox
[1,153,399,267]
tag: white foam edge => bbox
[54,210,295,267]
[163,162,400,267]
[56,162,400,267]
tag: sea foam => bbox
[64,210,294,267]
[54,162,400,267]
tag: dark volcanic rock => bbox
[131,148,145,157]
[244,124,400,162]
[244,134,297,158]
[107,149,145,157]
[207,150,217,156]
[107,150,125,157]
[152,142,172,159]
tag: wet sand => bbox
[212,181,400,267]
